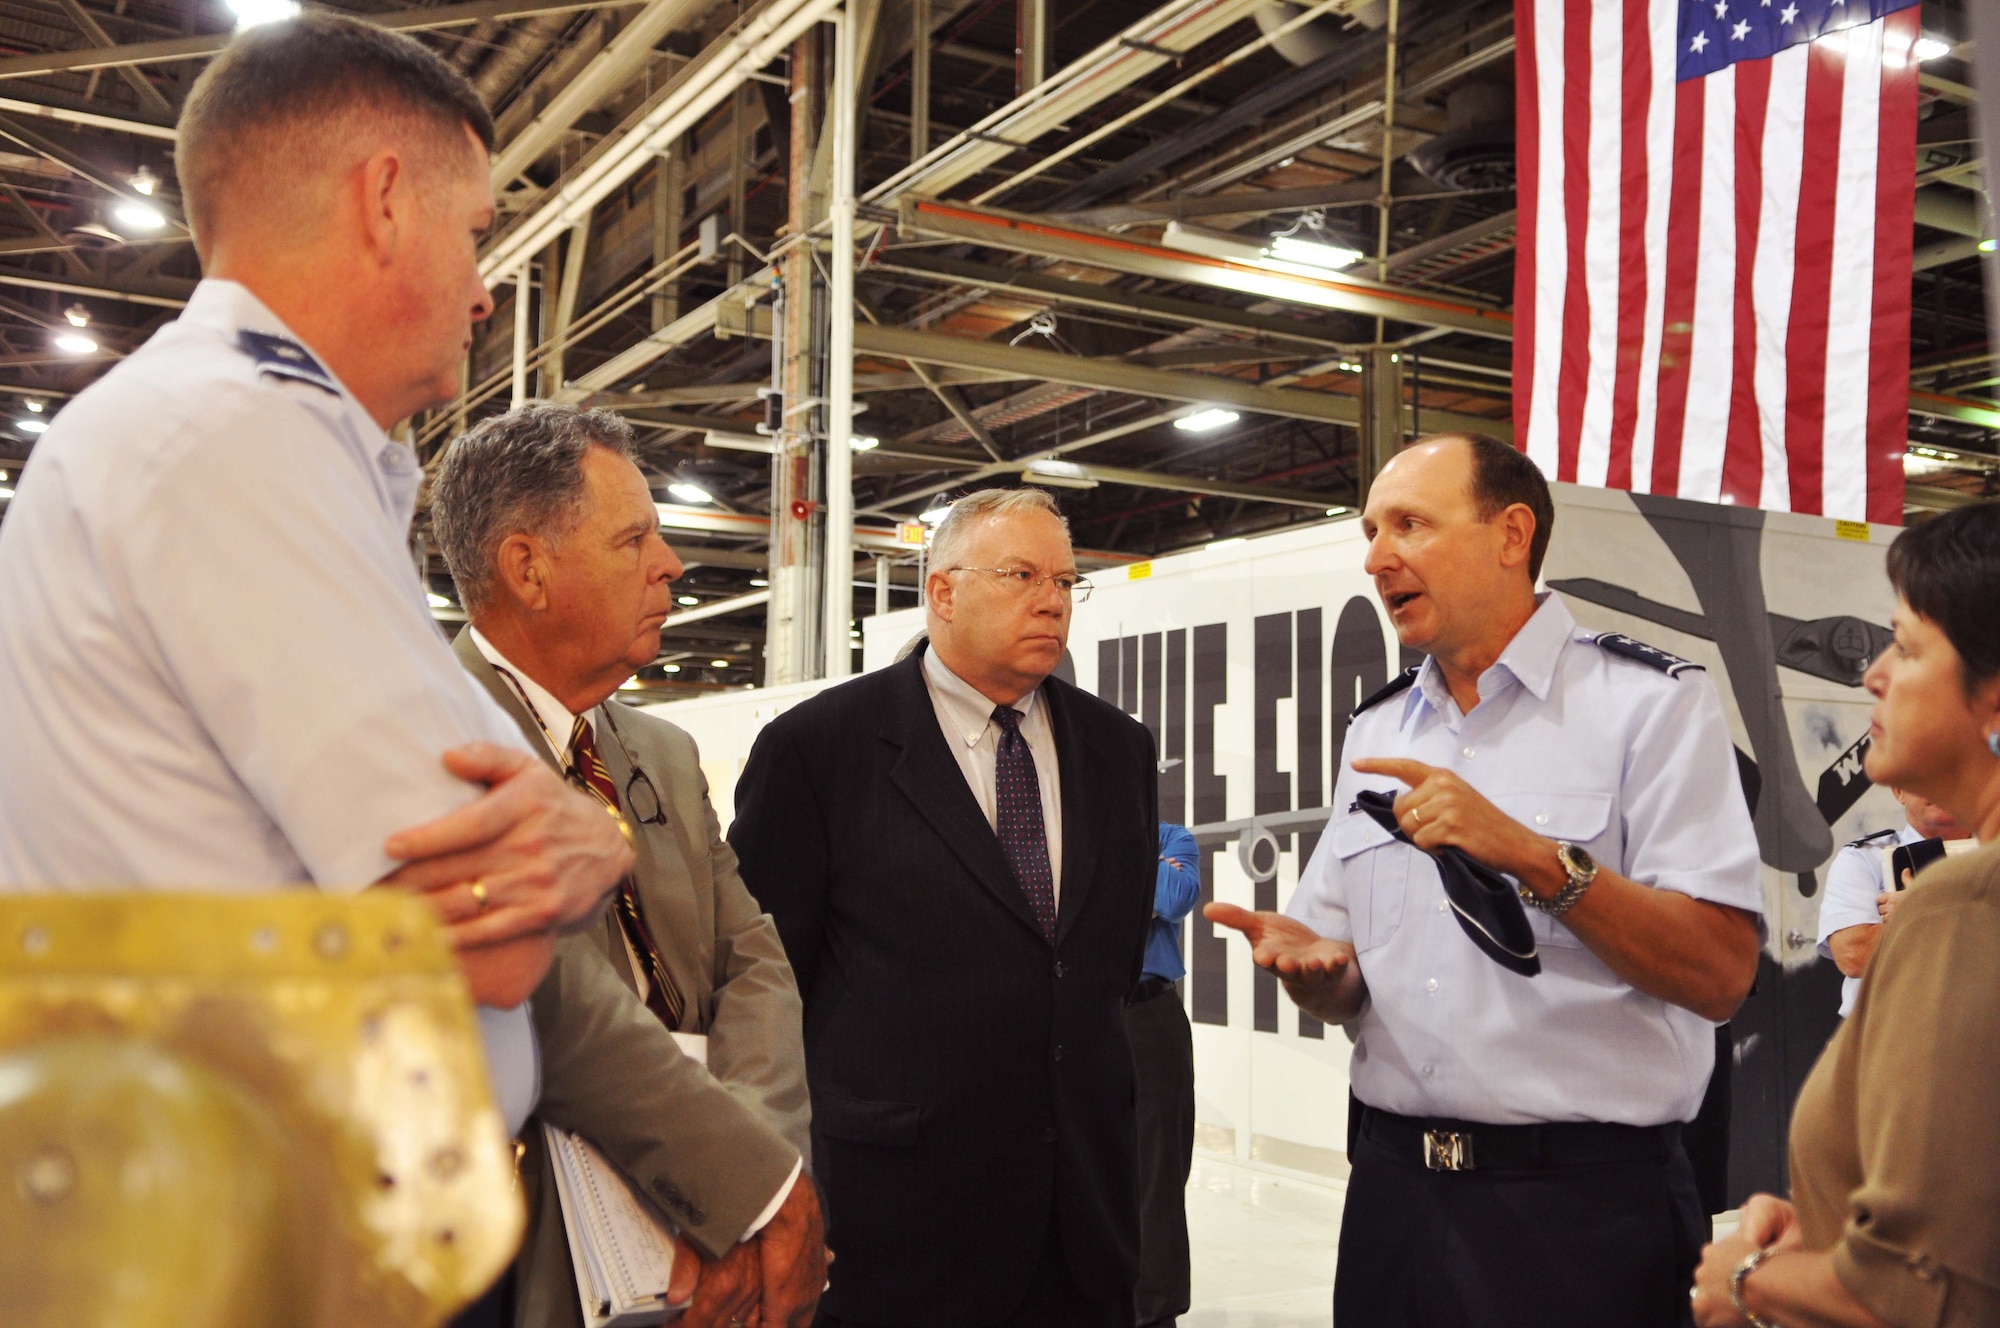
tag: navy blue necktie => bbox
[992,705,1057,941]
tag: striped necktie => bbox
[568,714,686,1030]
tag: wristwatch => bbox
[1730,1246,1778,1328]
[1520,841,1597,916]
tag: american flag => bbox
[1513,0,1920,523]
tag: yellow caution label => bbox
[1128,561,1153,581]
[1835,520,1870,543]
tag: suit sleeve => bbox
[529,934,800,1259]
[729,719,831,998]
[690,736,814,1163]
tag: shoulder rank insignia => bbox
[1591,632,1703,678]
[1351,665,1419,719]
[1845,827,1898,849]
[237,329,338,395]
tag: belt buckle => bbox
[1422,1129,1474,1172]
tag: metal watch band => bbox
[1729,1247,1779,1328]
[1517,843,1595,917]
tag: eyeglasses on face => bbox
[946,565,1094,603]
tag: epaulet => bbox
[1844,827,1899,849]
[1351,666,1419,719]
[1590,632,1703,678]
[236,329,338,396]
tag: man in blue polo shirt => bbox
[1131,821,1200,1328]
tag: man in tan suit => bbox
[430,403,824,1328]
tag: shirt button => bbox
[1422,1064,1435,1078]
[1052,1045,1065,1062]
[1426,978,1439,993]
[1437,901,1449,913]
[1535,813,1550,826]
[1462,746,1476,758]
[1054,961,1065,978]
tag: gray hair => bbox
[430,404,637,614]
[926,487,1071,580]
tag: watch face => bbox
[1562,843,1596,876]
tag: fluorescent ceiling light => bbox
[710,659,731,668]
[17,419,47,434]
[1023,459,1098,489]
[849,435,880,451]
[665,482,712,505]
[113,202,166,232]
[917,504,950,525]
[1981,238,1998,253]
[1175,408,1240,432]
[129,167,158,197]
[618,678,643,690]
[1207,536,1247,551]
[53,333,97,355]
[63,306,88,328]
[227,0,300,28]
[1325,506,1348,516]
[425,591,451,608]
[1912,35,1952,61]
[0,487,14,500]
[677,594,699,606]
[749,577,770,587]
[24,399,42,413]
[661,663,682,673]
[1266,234,1364,271]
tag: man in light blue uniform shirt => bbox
[0,18,629,1163]
[1817,788,1970,1017]
[1130,822,1199,1328]
[1211,435,1763,1328]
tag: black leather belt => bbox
[1358,1105,1681,1173]
[1130,975,1176,1004]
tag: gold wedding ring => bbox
[469,880,490,913]
[1410,806,1424,827]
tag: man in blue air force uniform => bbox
[1211,434,1765,1328]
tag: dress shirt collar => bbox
[1410,591,1573,724]
[467,625,582,759]
[921,639,1042,748]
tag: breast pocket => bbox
[1492,790,1613,949]
[1329,810,1412,954]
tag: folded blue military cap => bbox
[1352,789,1540,978]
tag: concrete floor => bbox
[1183,1154,1342,1327]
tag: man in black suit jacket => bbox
[730,487,1159,1328]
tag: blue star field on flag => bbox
[1678,0,1918,82]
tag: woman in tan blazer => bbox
[1692,502,2000,1327]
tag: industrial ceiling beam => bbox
[1024,460,1345,509]
[0,93,174,140]
[0,0,649,80]
[488,0,707,188]
[0,265,191,308]
[479,0,837,281]
[896,197,1516,341]
[863,0,1268,206]
[875,250,1366,353]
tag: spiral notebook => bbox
[544,1032,707,1328]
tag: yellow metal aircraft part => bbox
[0,892,522,1328]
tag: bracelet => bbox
[1729,1246,1779,1328]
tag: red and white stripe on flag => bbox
[1512,0,1920,523]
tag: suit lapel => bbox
[1044,679,1104,941]
[451,629,638,989]
[886,646,1047,941]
